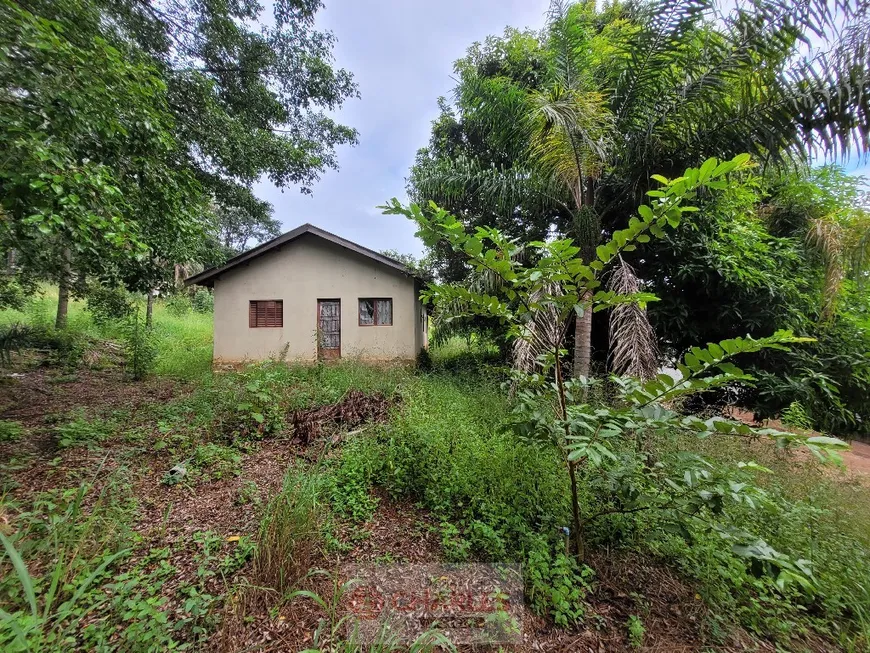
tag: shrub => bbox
[191,288,213,313]
[229,364,285,441]
[415,346,433,370]
[165,294,192,316]
[0,323,32,365]
[121,309,155,380]
[781,400,814,431]
[85,285,133,326]
[526,540,593,626]
[0,323,87,369]
[30,326,87,370]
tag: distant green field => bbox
[0,287,214,379]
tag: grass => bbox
[1,292,870,650]
[0,286,214,380]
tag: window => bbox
[359,298,392,326]
[249,300,283,328]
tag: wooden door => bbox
[317,299,341,359]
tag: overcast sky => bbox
[253,0,551,258]
[253,0,869,259]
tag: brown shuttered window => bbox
[249,300,283,328]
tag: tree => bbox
[211,203,282,263]
[99,0,358,228]
[385,154,847,568]
[409,0,870,376]
[0,0,358,323]
[0,0,203,326]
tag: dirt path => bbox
[728,408,870,480]
[846,440,870,476]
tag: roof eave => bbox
[184,224,418,287]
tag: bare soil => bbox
[0,364,850,652]
[728,407,870,480]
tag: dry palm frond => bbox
[806,216,846,319]
[608,257,659,380]
[512,282,566,373]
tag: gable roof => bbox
[186,223,415,288]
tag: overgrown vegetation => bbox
[0,287,868,650]
[2,0,870,649]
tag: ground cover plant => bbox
[0,277,869,651]
[3,0,870,649]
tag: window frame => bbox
[358,297,393,327]
[248,299,283,328]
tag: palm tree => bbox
[411,0,870,377]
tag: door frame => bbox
[316,298,341,360]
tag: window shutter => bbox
[249,300,283,328]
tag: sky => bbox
[253,0,552,259]
[253,0,870,259]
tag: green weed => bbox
[627,615,645,649]
[190,443,242,482]
[0,471,139,650]
[54,409,114,448]
[0,420,24,442]
[526,542,592,627]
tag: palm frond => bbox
[413,154,573,219]
[530,86,613,197]
[512,281,567,373]
[806,216,846,318]
[612,0,714,126]
[607,257,659,380]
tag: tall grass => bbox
[218,468,325,650]
[0,286,214,379]
[250,469,322,596]
[149,304,212,379]
[0,469,137,650]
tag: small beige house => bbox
[187,224,427,363]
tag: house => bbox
[186,224,428,363]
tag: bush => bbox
[121,309,155,380]
[331,372,578,617]
[230,364,285,441]
[526,539,593,627]
[0,323,32,365]
[85,285,133,326]
[191,288,213,313]
[165,294,192,316]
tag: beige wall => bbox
[212,234,424,362]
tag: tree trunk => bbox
[573,291,592,378]
[555,343,585,561]
[145,290,154,328]
[572,176,596,379]
[55,248,71,330]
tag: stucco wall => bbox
[212,234,423,362]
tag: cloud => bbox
[255,0,550,258]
